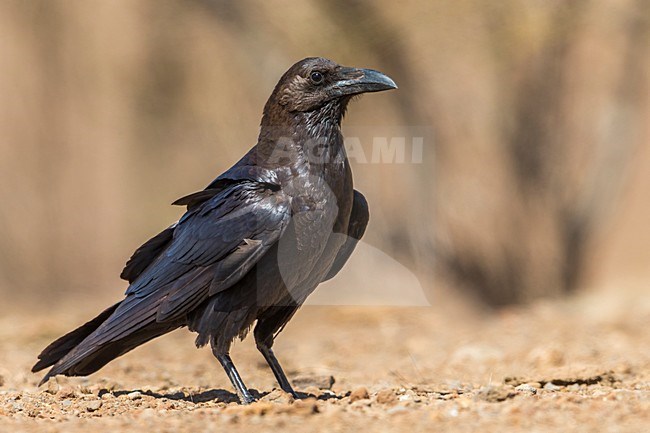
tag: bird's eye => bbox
[310,71,324,85]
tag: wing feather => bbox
[64,181,290,353]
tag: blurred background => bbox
[0,0,648,310]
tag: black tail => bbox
[33,302,180,386]
[32,303,121,374]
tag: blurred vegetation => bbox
[0,0,648,306]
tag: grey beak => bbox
[333,67,398,96]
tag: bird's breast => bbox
[272,156,352,292]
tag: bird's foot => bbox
[238,390,256,405]
[280,386,299,400]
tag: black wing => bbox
[44,181,290,377]
[119,151,283,285]
[126,181,290,319]
[322,190,369,281]
[120,225,175,283]
[119,180,240,284]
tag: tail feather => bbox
[33,301,182,386]
[32,302,120,373]
[38,323,179,385]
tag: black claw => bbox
[240,393,256,405]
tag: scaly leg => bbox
[215,352,255,404]
[256,343,298,398]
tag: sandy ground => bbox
[1,286,649,432]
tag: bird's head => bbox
[264,57,397,118]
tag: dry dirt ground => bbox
[0,288,649,432]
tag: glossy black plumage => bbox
[33,57,396,403]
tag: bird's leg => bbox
[215,352,255,404]
[254,305,300,397]
[256,342,298,398]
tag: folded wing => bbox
[39,181,290,380]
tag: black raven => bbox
[33,57,397,404]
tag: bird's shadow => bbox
[103,388,342,404]
[105,388,241,404]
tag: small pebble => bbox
[515,384,538,395]
[350,399,372,408]
[46,381,59,395]
[127,391,142,400]
[543,382,562,391]
[376,389,397,405]
[349,387,369,403]
[292,375,335,390]
[476,385,515,402]
[86,400,102,412]
[56,386,76,399]
[289,398,319,415]
[261,389,294,404]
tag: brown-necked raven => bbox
[33,57,397,404]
